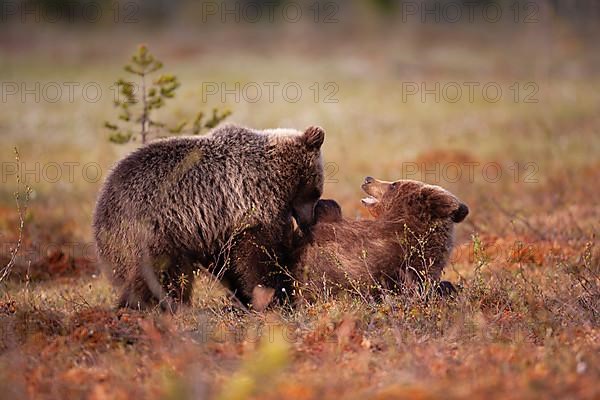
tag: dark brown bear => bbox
[93,124,325,311]
[290,177,468,300]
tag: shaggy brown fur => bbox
[93,124,325,311]
[290,178,468,300]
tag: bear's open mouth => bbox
[361,195,379,206]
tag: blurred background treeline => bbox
[0,0,599,28]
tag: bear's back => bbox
[93,124,304,258]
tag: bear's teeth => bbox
[361,196,378,205]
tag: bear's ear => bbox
[421,186,468,222]
[302,126,325,150]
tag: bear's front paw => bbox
[251,285,276,312]
[436,280,458,298]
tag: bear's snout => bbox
[361,176,390,201]
[452,203,469,223]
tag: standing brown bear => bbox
[290,177,468,300]
[93,124,325,311]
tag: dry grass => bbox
[1,19,599,399]
[0,237,598,399]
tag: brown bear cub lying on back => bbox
[289,177,468,300]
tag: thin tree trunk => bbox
[141,73,148,144]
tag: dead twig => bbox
[0,148,32,283]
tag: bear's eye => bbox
[390,182,398,190]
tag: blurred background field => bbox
[0,1,599,399]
